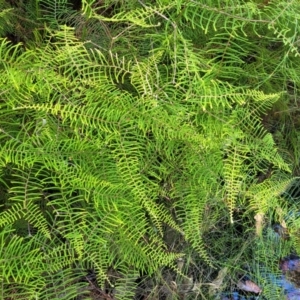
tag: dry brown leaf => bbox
[237,279,262,293]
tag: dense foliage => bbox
[0,0,300,299]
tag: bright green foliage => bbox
[0,0,300,299]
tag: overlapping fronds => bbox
[0,0,299,299]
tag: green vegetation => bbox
[0,0,300,299]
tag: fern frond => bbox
[182,0,263,35]
[0,201,50,239]
[39,268,88,300]
[223,143,247,224]
[114,134,182,236]
[0,229,46,297]
[92,4,161,28]
[247,174,292,214]
[0,7,15,37]
[38,0,72,27]
[263,0,300,56]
